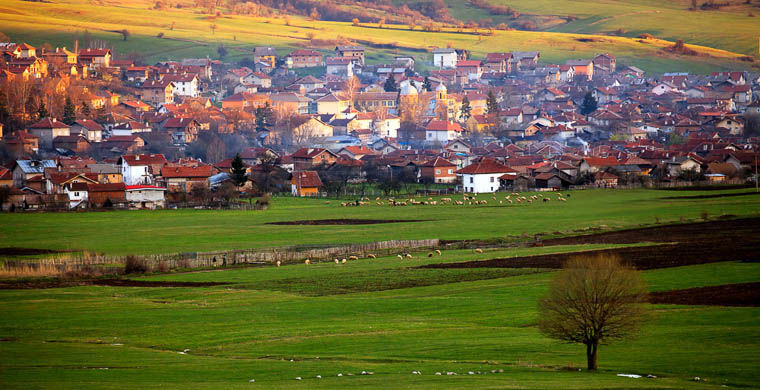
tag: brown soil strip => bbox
[661,191,759,200]
[0,278,227,290]
[0,247,68,256]
[649,283,760,307]
[267,219,427,226]
[423,218,760,270]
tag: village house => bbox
[291,147,338,171]
[161,165,214,192]
[291,170,322,197]
[593,53,616,73]
[125,185,167,209]
[325,57,354,78]
[70,120,103,142]
[119,154,168,185]
[78,48,111,68]
[419,156,457,184]
[433,48,457,69]
[163,73,200,98]
[253,47,278,68]
[4,131,39,155]
[287,49,323,68]
[425,120,463,144]
[566,59,594,81]
[27,117,70,150]
[139,79,175,107]
[458,158,518,193]
[335,45,365,65]
[53,134,90,153]
[11,159,56,188]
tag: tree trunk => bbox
[586,342,598,370]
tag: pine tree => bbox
[37,101,49,120]
[81,101,91,118]
[580,92,598,115]
[459,95,472,121]
[383,76,397,92]
[486,90,499,115]
[231,153,247,186]
[62,97,76,125]
[422,76,432,92]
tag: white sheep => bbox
[367,254,376,259]
[334,259,340,264]
[341,259,347,264]
[435,249,442,255]
[304,259,311,265]
[348,256,358,260]
[397,254,403,259]
[405,253,413,258]
[276,261,281,267]
[475,248,483,254]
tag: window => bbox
[448,169,453,174]
[469,177,473,183]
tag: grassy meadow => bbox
[0,0,757,73]
[1,189,759,388]
[1,188,760,256]
[0,249,758,388]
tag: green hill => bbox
[0,0,756,73]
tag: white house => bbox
[164,74,200,98]
[457,158,518,193]
[425,120,463,144]
[125,185,167,209]
[118,154,167,186]
[433,48,457,69]
[374,115,400,138]
[64,182,88,208]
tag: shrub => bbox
[124,256,148,274]
[156,261,170,273]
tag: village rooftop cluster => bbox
[1,42,759,209]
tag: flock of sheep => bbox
[272,247,494,267]
[331,192,571,207]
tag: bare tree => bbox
[538,254,648,370]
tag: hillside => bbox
[0,0,757,73]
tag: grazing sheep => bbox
[405,253,413,258]
[474,248,483,254]
[367,254,376,259]
[304,259,311,265]
[397,254,403,259]
[325,201,331,205]
[340,202,347,207]
[375,197,380,201]
[481,200,487,204]
[428,252,434,257]
[499,200,503,204]
[508,199,513,204]
[543,198,549,202]
[334,259,340,264]
[341,259,347,264]
[276,261,281,267]
[348,256,358,261]
[435,249,442,256]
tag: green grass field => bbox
[0,0,756,73]
[1,188,759,388]
[0,250,758,388]
[1,188,759,256]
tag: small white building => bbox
[119,154,168,186]
[425,120,463,145]
[125,185,167,209]
[164,74,200,98]
[433,48,457,69]
[64,182,88,208]
[457,158,517,194]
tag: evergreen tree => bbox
[486,90,499,115]
[62,97,76,125]
[37,101,49,120]
[81,101,91,118]
[231,153,247,186]
[383,76,397,92]
[580,92,598,115]
[422,76,432,92]
[459,95,472,121]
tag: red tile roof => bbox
[292,170,322,188]
[28,117,70,129]
[161,165,214,179]
[457,158,517,175]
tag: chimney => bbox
[135,155,140,161]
